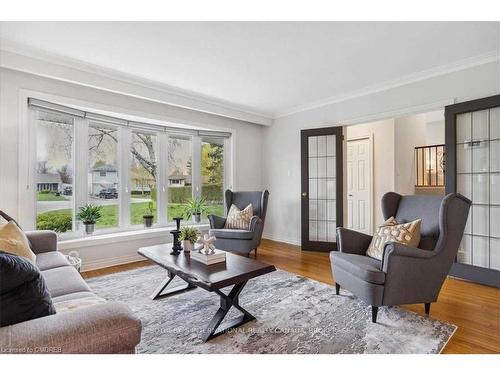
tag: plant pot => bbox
[143,215,154,228]
[84,223,95,235]
[182,240,194,253]
[192,214,201,223]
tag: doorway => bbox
[300,127,343,251]
[346,137,372,235]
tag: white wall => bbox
[262,61,500,245]
[0,67,264,269]
[345,119,395,228]
[394,114,427,196]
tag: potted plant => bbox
[179,226,200,253]
[143,201,155,228]
[77,204,103,235]
[181,197,208,223]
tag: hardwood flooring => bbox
[82,239,500,354]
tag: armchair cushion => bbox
[209,228,254,240]
[366,217,421,260]
[330,252,385,284]
[336,227,373,255]
[224,203,253,229]
[208,214,226,229]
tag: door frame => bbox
[445,94,500,288]
[346,134,374,235]
[300,126,344,252]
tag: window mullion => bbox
[158,132,168,225]
[74,117,89,232]
[192,135,202,199]
[120,127,132,227]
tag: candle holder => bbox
[170,217,183,255]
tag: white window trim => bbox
[19,91,233,238]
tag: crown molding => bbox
[0,39,274,126]
[274,49,500,119]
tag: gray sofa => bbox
[0,230,142,354]
[208,190,269,256]
[330,192,471,323]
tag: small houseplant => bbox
[143,201,155,228]
[77,204,103,235]
[179,226,200,253]
[181,197,208,223]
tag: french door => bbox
[301,127,343,251]
[445,95,500,288]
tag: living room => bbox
[1,1,499,372]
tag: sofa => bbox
[0,230,142,354]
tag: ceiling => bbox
[1,22,499,120]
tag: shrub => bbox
[37,212,72,232]
[39,189,51,194]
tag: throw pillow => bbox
[224,204,253,230]
[366,216,422,260]
[0,251,56,327]
[0,221,36,263]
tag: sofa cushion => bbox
[330,252,385,285]
[42,266,91,298]
[54,295,106,314]
[0,251,56,327]
[36,251,71,271]
[0,221,37,263]
[209,228,254,240]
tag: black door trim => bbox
[300,126,343,252]
[445,94,500,288]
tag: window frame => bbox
[26,102,232,239]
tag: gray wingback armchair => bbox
[330,192,471,323]
[208,190,269,256]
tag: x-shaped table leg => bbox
[150,270,196,300]
[201,281,256,342]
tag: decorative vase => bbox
[143,215,154,228]
[192,214,201,223]
[183,240,193,253]
[84,223,95,235]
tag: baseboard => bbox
[81,253,146,272]
[262,233,301,246]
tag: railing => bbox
[415,144,445,187]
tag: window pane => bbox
[168,137,192,221]
[201,138,225,218]
[130,132,158,225]
[88,124,119,229]
[36,111,74,233]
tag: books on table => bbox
[190,249,226,265]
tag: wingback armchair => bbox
[330,192,471,323]
[208,190,269,256]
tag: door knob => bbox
[302,192,307,197]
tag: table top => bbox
[138,243,276,291]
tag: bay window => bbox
[28,98,231,237]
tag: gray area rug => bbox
[87,266,456,354]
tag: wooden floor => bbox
[82,239,500,354]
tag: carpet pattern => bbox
[86,266,456,354]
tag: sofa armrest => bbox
[336,227,373,255]
[208,215,226,229]
[0,302,142,354]
[25,231,58,254]
[382,242,435,273]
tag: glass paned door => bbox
[446,95,500,287]
[301,127,343,251]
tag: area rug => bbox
[86,266,456,354]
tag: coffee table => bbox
[137,244,276,342]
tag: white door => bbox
[347,138,372,234]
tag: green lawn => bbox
[36,202,224,231]
[37,192,69,201]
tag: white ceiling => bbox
[1,22,499,119]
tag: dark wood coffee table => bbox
[137,244,276,342]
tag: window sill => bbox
[58,223,210,251]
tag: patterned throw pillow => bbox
[224,204,253,230]
[366,217,421,260]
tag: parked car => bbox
[63,186,72,196]
[99,187,118,199]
